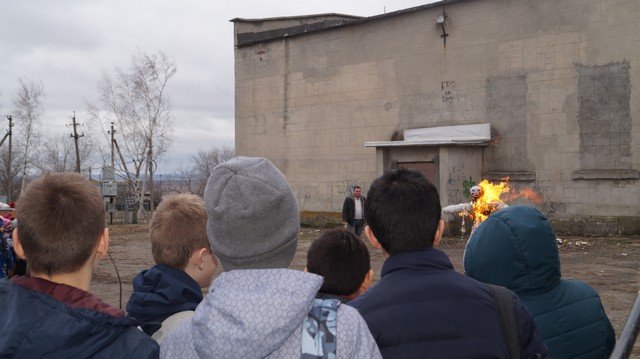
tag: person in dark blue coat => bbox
[349,168,549,359]
[0,172,158,358]
[464,206,616,358]
[127,193,217,342]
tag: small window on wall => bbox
[397,162,438,189]
[573,61,639,180]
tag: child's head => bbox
[150,193,216,287]
[204,157,299,271]
[365,168,443,254]
[15,172,106,276]
[307,229,373,299]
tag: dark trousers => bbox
[349,219,365,237]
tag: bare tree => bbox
[35,133,93,174]
[190,145,234,196]
[13,78,44,194]
[160,146,235,196]
[88,50,176,221]
[159,168,196,195]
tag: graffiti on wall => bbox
[446,164,466,205]
[532,184,567,216]
[296,180,371,212]
[441,80,456,104]
[462,177,476,200]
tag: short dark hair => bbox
[150,194,212,269]
[16,172,105,275]
[307,229,370,296]
[365,168,441,254]
[354,186,361,190]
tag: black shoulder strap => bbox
[485,283,521,359]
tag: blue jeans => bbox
[349,219,365,237]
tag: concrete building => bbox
[232,0,640,234]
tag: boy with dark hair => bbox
[307,228,373,301]
[0,172,158,357]
[350,168,548,358]
[127,193,217,342]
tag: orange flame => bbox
[472,179,510,224]
[504,187,543,204]
[468,179,543,227]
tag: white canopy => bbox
[365,123,491,147]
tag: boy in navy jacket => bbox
[126,193,217,342]
[350,168,549,359]
[0,172,158,358]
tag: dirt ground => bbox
[94,224,640,356]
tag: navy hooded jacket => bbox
[464,206,615,358]
[349,248,548,358]
[0,278,158,358]
[126,264,203,336]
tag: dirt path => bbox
[93,225,640,356]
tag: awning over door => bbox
[365,123,491,147]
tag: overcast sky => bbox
[0,0,436,173]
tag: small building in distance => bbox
[232,0,640,235]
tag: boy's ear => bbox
[190,248,205,269]
[189,248,213,271]
[95,228,110,259]
[364,225,382,250]
[13,228,25,260]
[433,219,445,247]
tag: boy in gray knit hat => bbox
[161,157,380,359]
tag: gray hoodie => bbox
[161,269,381,359]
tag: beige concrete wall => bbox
[234,0,640,223]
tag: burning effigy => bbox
[442,179,541,237]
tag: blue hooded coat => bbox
[126,264,203,336]
[464,206,615,359]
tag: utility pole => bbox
[113,137,137,223]
[4,116,13,202]
[69,112,84,173]
[107,123,116,225]
[109,122,115,167]
[148,139,154,212]
[138,145,149,218]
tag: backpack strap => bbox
[301,298,340,359]
[485,283,520,359]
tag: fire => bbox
[505,187,543,204]
[471,179,510,224]
[468,178,543,226]
[443,177,544,235]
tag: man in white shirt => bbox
[342,186,366,237]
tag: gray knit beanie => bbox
[203,156,299,271]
